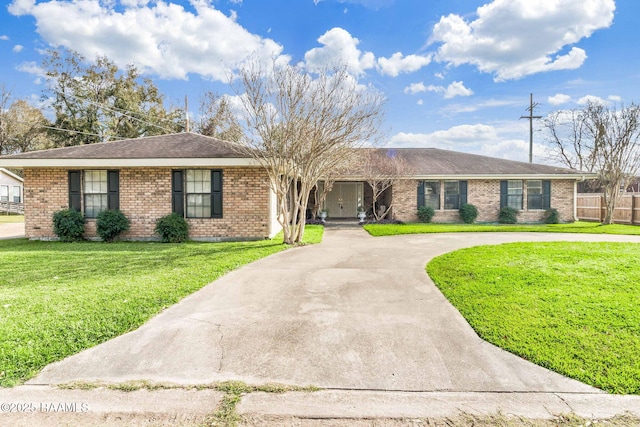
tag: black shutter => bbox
[68,170,81,211]
[500,180,508,208]
[459,180,468,206]
[107,170,119,210]
[172,170,184,217]
[417,181,425,208]
[542,180,551,210]
[212,170,223,218]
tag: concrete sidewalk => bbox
[0,222,25,239]
[11,228,640,423]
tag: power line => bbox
[520,93,542,163]
[48,87,181,135]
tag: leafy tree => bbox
[42,49,184,146]
[0,86,52,154]
[235,63,385,244]
[196,91,244,142]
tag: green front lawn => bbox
[0,214,24,223]
[427,242,640,394]
[0,225,323,387]
[365,221,640,236]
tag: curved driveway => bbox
[30,228,640,393]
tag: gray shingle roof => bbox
[364,148,587,177]
[0,132,590,177]
[1,132,246,159]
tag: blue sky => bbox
[0,0,636,163]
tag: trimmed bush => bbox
[96,210,130,242]
[498,206,518,224]
[52,209,86,242]
[155,213,189,243]
[459,203,479,224]
[544,208,560,224]
[417,206,435,223]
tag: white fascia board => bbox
[339,174,596,181]
[0,167,24,182]
[0,158,259,168]
[410,174,597,180]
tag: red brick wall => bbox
[23,167,272,240]
[393,179,576,223]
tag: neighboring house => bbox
[0,167,24,213]
[0,132,594,240]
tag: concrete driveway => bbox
[0,222,25,239]
[29,228,640,393]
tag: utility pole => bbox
[520,93,542,163]
[185,95,190,133]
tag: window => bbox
[527,180,551,210]
[501,180,523,210]
[173,169,223,218]
[444,181,460,210]
[84,170,108,218]
[12,186,21,203]
[0,185,8,202]
[68,170,119,216]
[186,170,212,218]
[422,181,440,210]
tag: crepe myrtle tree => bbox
[358,148,414,221]
[235,62,385,244]
[544,101,640,224]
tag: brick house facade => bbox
[392,179,577,223]
[0,133,593,240]
[23,166,273,240]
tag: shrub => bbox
[544,208,560,224]
[417,206,435,223]
[459,203,479,224]
[96,210,130,242]
[155,213,189,243]
[52,209,86,242]
[498,206,518,224]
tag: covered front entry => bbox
[324,181,364,218]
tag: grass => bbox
[364,221,640,236]
[427,241,640,394]
[0,214,24,223]
[0,225,323,387]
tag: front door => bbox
[324,182,363,217]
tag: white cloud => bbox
[417,99,423,105]
[434,72,445,79]
[12,45,23,53]
[577,94,607,105]
[429,0,615,81]
[0,35,9,41]
[403,81,472,99]
[16,61,45,77]
[388,122,549,162]
[7,0,286,81]
[304,27,375,76]
[444,81,473,99]
[8,0,35,15]
[608,95,622,102]
[548,93,572,106]
[377,52,431,77]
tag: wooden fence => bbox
[576,193,640,224]
[0,201,24,215]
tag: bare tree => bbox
[584,102,640,224]
[543,102,640,224]
[235,63,385,244]
[358,149,413,221]
[544,109,595,172]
